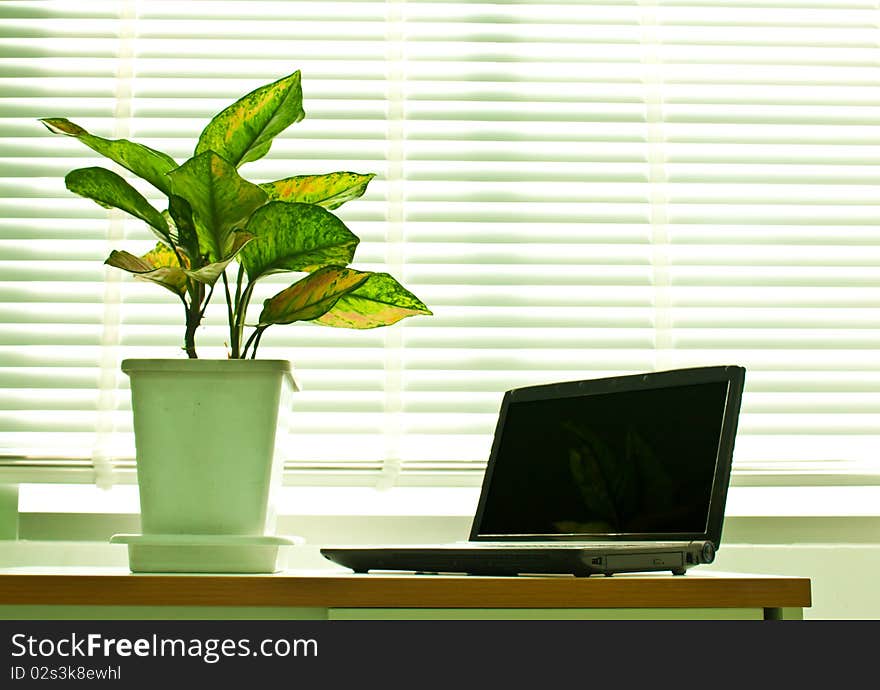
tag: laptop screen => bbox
[473,369,743,542]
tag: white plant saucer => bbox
[109,533,303,573]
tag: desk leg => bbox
[764,607,803,620]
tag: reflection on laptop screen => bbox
[476,381,729,538]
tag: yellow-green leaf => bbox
[260,172,375,210]
[259,266,370,326]
[167,151,267,262]
[185,232,254,286]
[240,201,359,282]
[65,167,169,242]
[195,71,304,167]
[142,242,188,270]
[105,244,188,297]
[315,272,432,329]
[40,117,176,195]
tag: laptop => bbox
[321,365,746,577]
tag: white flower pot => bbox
[111,359,298,572]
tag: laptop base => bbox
[321,542,712,578]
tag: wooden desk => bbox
[0,569,810,620]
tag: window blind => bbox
[1,0,878,491]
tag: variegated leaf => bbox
[142,242,189,270]
[185,232,255,285]
[315,272,432,329]
[195,71,304,167]
[240,201,359,282]
[40,118,177,195]
[167,151,267,262]
[258,266,370,326]
[105,244,188,297]
[260,172,375,210]
[65,167,170,242]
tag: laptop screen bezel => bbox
[469,365,746,547]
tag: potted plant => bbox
[41,71,431,572]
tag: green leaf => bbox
[240,201,360,282]
[164,195,200,263]
[40,117,177,195]
[258,266,370,326]
[314,272,432,329]
[184,232,254,286]
[195,71,304,168]
[260,172,375,210]
[105,244,188,297]
[65,167,169,242]
[167,151,267,262]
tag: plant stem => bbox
[234,281,256,360]
[235,263,244,317]
[222,271,237,357]
[198,281,215,320]
[241,326,261,359]
[232,264,245,357]
[179,294,195,358]
[242,325,267,359]
[184,302,198,359]
[183,280,206,359]
[250,327,266,359]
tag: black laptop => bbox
[321,365,746,577]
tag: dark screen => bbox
[476,381,729,538]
